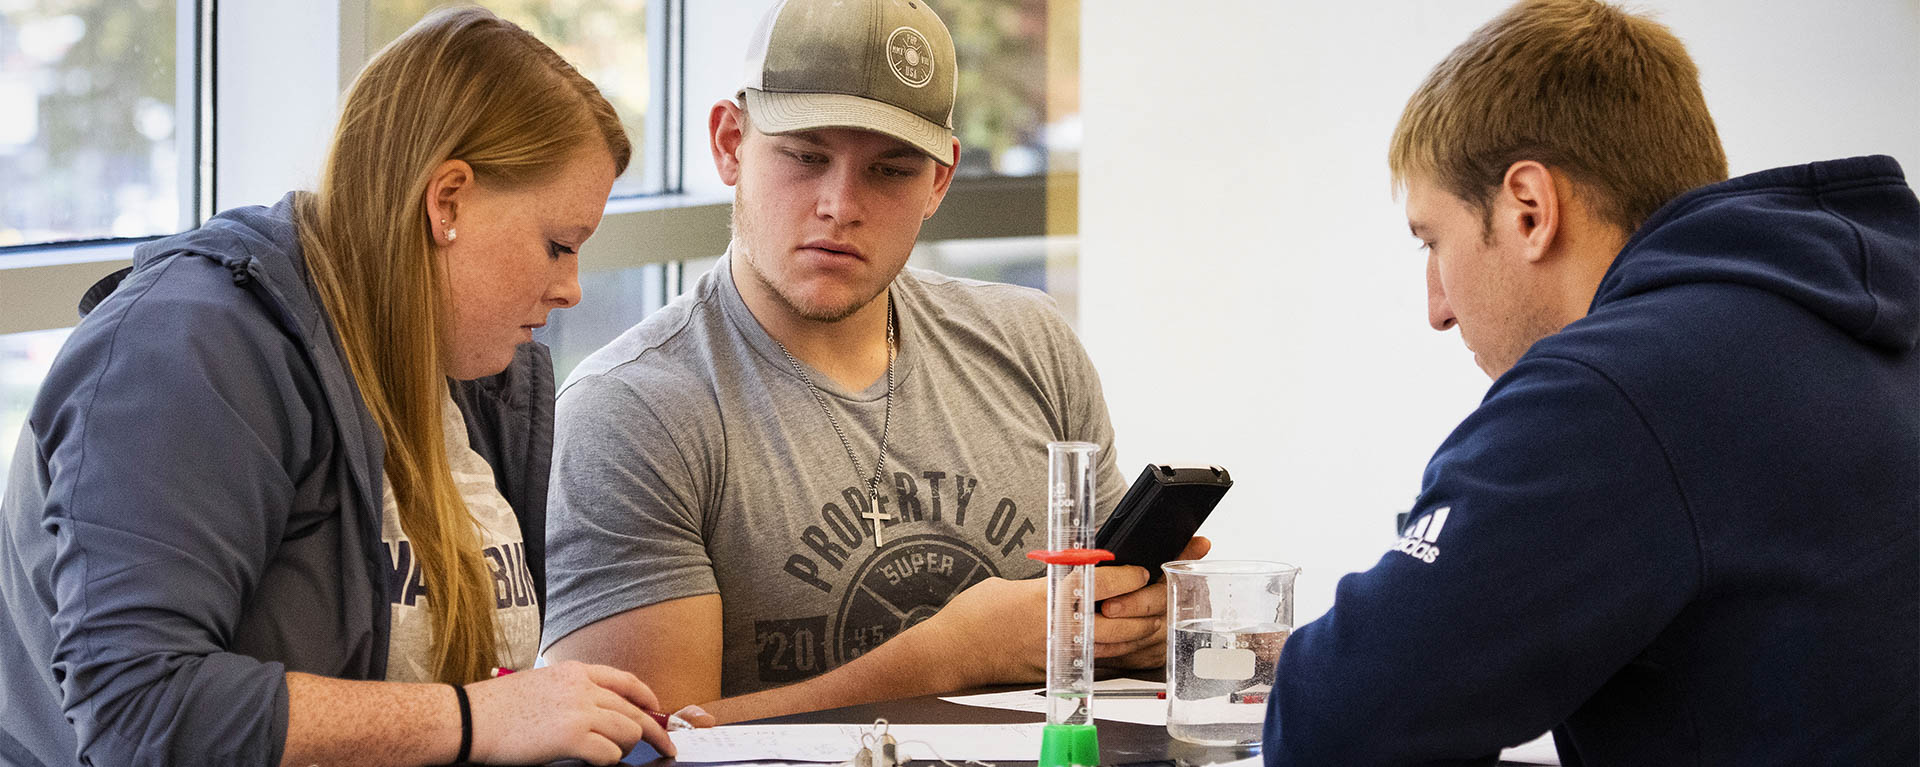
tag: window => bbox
[366,0,661,197]
[924,0,1082,317]
[535,263,671,382]
[668,0,1079,323]
[0,0,1080,481]
[910,235,1077,316]
[943,0,1076,179]
[676,0,1078,191]
[369,2,678,385]
[0,1,192,248]
[0,0,198,488]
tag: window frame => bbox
[0,0,1064,336]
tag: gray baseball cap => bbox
[739,0,957,166]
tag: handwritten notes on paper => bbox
[665,722,1046,763]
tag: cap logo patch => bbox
[886,26,934,88]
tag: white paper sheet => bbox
[939,678,1170,726]
[667,723,1046,763]
[1499,733,1561,765]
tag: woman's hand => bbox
[673,704,717,728]
[463,660,676,764]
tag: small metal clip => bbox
[849,719,898,767]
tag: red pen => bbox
[491,667,690,730]
[1075,687,1165,699]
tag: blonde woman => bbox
[0,8,687,766]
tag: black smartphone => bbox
[1095,463,1232,580]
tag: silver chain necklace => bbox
[773,295,897,548]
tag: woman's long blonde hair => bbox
[295,6,630,685]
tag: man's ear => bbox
[1497,160,1561,264]
[423,159,474,246]
[710,100,747,187]
[920,138,962,221]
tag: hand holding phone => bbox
[1094,463,1231,581]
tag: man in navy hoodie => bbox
[1262,1,1919,764]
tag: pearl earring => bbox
[440,217,457,243]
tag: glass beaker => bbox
[1162,559,1300,747]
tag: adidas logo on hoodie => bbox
[1393,507,1450,564]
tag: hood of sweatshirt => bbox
[1592,154,1918,353]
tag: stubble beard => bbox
[731,184,889,324]
[1480,300,1567,379]
[1468,222,1570,379]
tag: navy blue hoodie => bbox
[1264,156,1919,766]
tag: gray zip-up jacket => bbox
[0,194,554,767]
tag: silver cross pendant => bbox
[861,491,893,548]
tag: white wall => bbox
[1078,0,1920,625]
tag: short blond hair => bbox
[1389,0,1727,234]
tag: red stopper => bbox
[1026,548,1115,566]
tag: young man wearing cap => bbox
[1261,0,1917,764]
[539,0,1205,723]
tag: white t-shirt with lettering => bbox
[380,390,541,682]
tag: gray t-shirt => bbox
[543,255,1125,696]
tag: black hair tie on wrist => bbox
[452,683,473,764]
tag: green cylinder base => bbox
[1038,723,1101,767]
